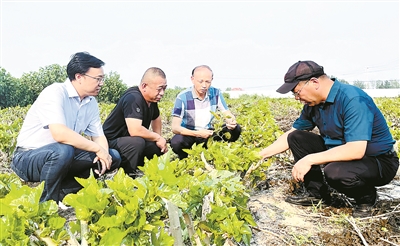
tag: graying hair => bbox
[191,65,213,77]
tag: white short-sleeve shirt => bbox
[16,80,103,149]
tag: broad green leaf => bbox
[47,216,66,230]
[142,223,156,231]
[151,227,174,246]
[99,227,127,246]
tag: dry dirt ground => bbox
[247,157,400,246]
[260,103,400,246]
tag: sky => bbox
[1,1,399,90]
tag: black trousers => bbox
[170,124,242,159]
[287,130,399,204]
[108,136,163,174]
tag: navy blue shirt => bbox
[293,80,394,156]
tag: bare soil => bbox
[252,100,400,246]
[248,157,400,246]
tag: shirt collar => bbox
[191,87,208,100]
[64,79,93,104]
[325,78,340,104]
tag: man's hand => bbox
[292,158,312,182]
[258,148,269,161]
[225,117,237,130]
[156,136,168,153]
[94,146,112,176]
[197,129,214,138]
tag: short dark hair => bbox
[140,67,167,85]
[66,52,105,81]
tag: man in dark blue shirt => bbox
[259,60,399,217]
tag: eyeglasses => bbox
[292,80,310,98]
[83,74,105,83]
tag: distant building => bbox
[231,87,244,91]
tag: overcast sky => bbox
[1,1,399,90]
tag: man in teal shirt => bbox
[259,60,399,217]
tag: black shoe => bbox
[285,192,323,206]
[353,189,378,218]
[352,203,374,218]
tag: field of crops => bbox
[1,95,399,245]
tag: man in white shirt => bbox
[11,52,121,203]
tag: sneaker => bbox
[352,203,374,218]
[285,192,323,206]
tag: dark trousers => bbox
[11,143,121,203]
[108,136,163,174]
[287,130,399,204]
[170,124,242,159]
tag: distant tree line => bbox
[1,65,398,109]
[223,78,399,92]
[353,80,400,90]
[333,76,400,90]
[0,65,132,109]
[0,65,188,109]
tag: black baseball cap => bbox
[276,61,325,94]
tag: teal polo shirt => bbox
[293,79,395,156]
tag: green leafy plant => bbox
[0,173,68,246]
[2,96,400,245]
[64,169,175,246]
[97,71,128,104]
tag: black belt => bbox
[382,147,396,156]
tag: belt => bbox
[383,146,396,156]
